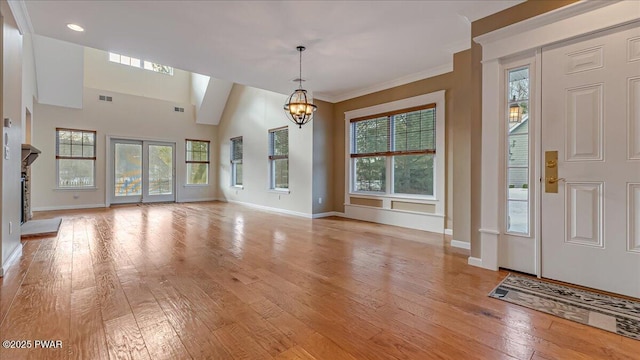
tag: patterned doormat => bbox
[489,274,640,340]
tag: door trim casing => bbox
[472,1,640,272]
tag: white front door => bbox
[110,139,175,204]
[541,23,640,298]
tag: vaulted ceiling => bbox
[21,0,522,102]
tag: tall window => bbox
[350,105,436,195]
[56,128,96,188]
[186,139,210,185]
[506,66,530,234]
[268,127,289,190]
[231,137,243,187]
[109,52,174,75]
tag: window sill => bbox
[54,187,98,191]
[348,192,437,203]
[269,189,290,195]
[232,185,244,190]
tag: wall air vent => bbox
[98,95,113,102]
[174,107,185,113]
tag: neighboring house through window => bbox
[231,137,243,187]
[56,128,96,188]
[268,127,289,190]
[186,139,210,185]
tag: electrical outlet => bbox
[318,197,323,204]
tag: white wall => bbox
[32,34,83,109]
[2,0,24,273]
[84,47,191,104]
[31,87,217,210]
[21,33,36,143]
[217,84,313,216]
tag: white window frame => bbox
[108,52,174,75]
[503,60,534,238]
[344,91,445,215]
[349,106,437,198]
[268,127,289,191]
[185,139,210,186]
[55,128,97,190]
[230,136,243,188]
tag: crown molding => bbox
[7,0,34,35]
[474,0,620,47]
[315,63,454,103]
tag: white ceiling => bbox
[21,0,522,102]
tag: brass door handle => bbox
[546,177,565,184]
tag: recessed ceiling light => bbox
[67,24,84,32]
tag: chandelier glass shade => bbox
[284,46,317,128]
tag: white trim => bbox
[7,0,34,35]
[226,199,312,218]
[479,228,500,235]
[316,63,453,103]
[475,0,640,61]
[444,228,453,236]
[467,256,483,268]
[32,204,106,212]
[344,204,444,233]
[178,197,219,203]
[311,211,344,219]
[1,243,23,277]
[477,1,638,273]
[451,240,470,250]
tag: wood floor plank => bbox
[69,286,110,360]
[0,202,632,360]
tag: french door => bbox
[110,139,175,204]
[541,23,640,298]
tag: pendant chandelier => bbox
[284,46,317,128]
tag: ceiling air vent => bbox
[174,107,185,113]
[98,95,113,102]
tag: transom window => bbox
[56,128,96,188]
[185,139,210,185]
[268,127,289,190]
[109,52,174,75]
[350,104,436,195]
[231,137,243,187]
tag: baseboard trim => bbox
[444,228,453,236]
[226,199,312,219]
[178,197,219,203]
[451,240,471,250]
[32,203,106,212]
[1,243,23,277]
[311,211,344,219]
[468,256,483,268]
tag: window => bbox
[350,105,436,195]
[186,139,210,185]
[268,127,288,190]
[108,52,173,75]
[231,137,243,187]
[506,66,530,235]
[56,128,96,188]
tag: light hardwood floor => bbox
[0,202,637,359]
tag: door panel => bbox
[144,143,175,202]
[541,24,640,298]
[112,141,143,204]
